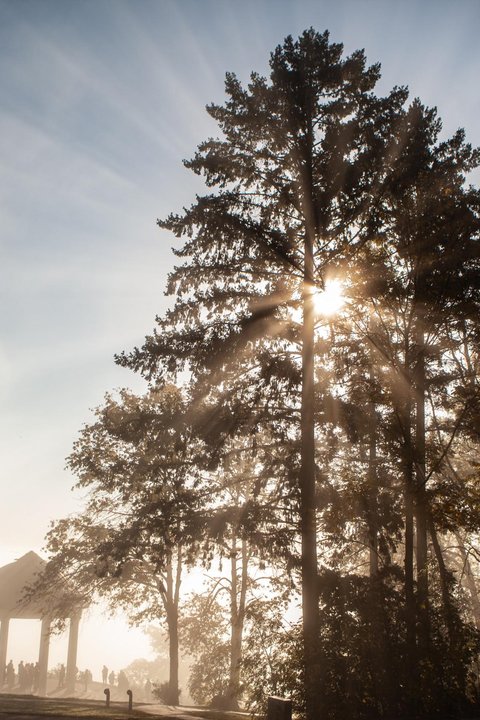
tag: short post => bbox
[127,689,133,711]
[104,688,110,707]
[267,696,292,720]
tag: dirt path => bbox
[135,706,205,719]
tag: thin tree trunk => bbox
[368,370,379,579]
[165,553,181,705]
[365,375,393,714]
[455,533,480,629]
[400,378,416,703]
[414,317,430,659]
[429,521,456,647]
[227,535,248,709]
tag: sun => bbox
[313,279,345,316]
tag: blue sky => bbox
[0,0,479,667]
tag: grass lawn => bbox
[0,694,252,720]
[0,693,149,719]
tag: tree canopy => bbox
[40,28,480,720]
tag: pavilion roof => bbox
[0,551,47,619]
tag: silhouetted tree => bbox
[365,99,480,709]
[36,25,480,720]
[118,29,409,719]
[34,385,205,706]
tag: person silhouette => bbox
[117,670,128,693]
[144,678,152,702]
[58,664,66,688]
[6,660,14,689]
[18,661,25,691]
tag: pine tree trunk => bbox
[299,127,320,720]
[368,371,379,578]
[300,264,319,720]
[414,317,430,661]
[400,377,416,703]
[365,372,392,714]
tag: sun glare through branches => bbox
[313,279,345,317]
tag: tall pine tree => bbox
[119,29,408,719]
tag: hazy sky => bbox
[1,0,480,672]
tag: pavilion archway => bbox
[0,551,83,696]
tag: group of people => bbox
[80,668,93,690]
[55,663,129,694]
[3,660,153,702]
[101,665,152,701]
[2,660,39,693]
[55,663,93,691]
[101,665,129,691]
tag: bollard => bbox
[104,688,110,708]
[127,689,133,711]
[267,696,292,720]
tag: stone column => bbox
[66,612,81,695]
[0,617,9,687]
[37,617,51,696]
